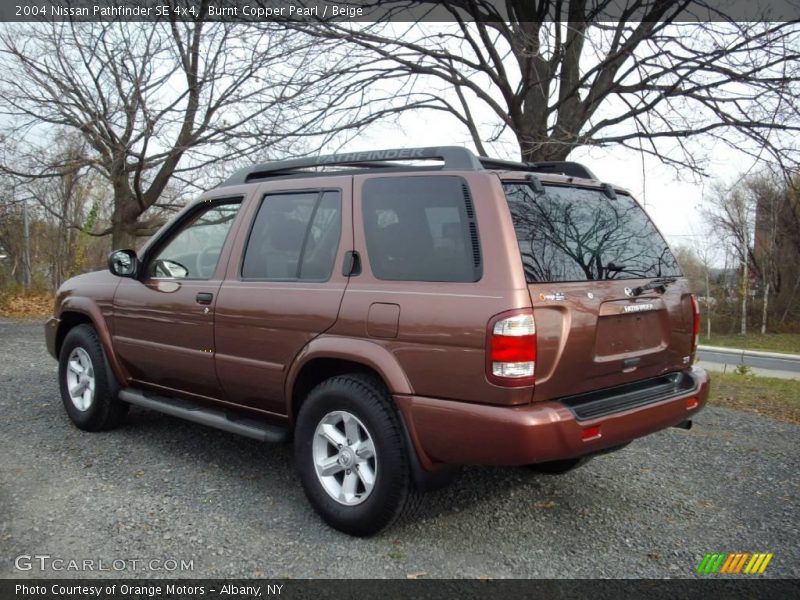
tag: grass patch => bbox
[699,333,800,355]
[708,372,800,424]
[0,291,53,318]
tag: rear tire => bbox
[58,324,128,431]
[294,373,422,536]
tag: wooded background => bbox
[1,1,798,333]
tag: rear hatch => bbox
[502,180,695,401]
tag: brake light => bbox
[690,294,700,354]
[487,310,536,387]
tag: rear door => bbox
[213,176,352,415]
[502,181,693,400]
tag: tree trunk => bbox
[518,129,572,163]
[760,281,769,334]
[111,222,138,251]
[780,271,800,324]
[111,198,139,251]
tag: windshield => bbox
[503,183,682,283]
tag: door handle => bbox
[196,292,213,305]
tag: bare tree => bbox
[702,168,800,334]
[705,181,755,335]
[672,245,705,293]
[747,173,783,334]
[290,1,800,171]
[0,6,380,248]
[690,233,720,339]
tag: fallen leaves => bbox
[0,292,53,318]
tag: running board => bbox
[118,389,289,443]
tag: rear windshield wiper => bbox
[632,277,677,296]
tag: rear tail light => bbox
[690,294,700,355]
[486,310,536,387]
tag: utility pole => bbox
[22,195,31,290]
[740,227,748,336]
[705,269,711,339]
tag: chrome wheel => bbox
[312,410,377,506]
[65,347,95,412]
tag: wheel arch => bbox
[55,311,93,357]
[56,298,128,385]
[285,338,413,423]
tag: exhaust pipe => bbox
[673,420,693,430]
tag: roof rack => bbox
[219,146,597,187]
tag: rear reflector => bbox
[686,397,699,410]
[487,311,536,387]
[581,426,601,440]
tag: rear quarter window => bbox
[362,176,481,282]
[504,183,681,283]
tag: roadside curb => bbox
[698,345,800,362]
[695,361,799,380]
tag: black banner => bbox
[0,0,798,23]
[3,579,800,600]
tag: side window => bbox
[241,190,342,281]
[362,176,481,282]
[148,201,241,279]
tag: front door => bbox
[112,199,243,399]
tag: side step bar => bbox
[118,389,289,443]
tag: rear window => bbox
[503,183,681,283]
[362,176,481,282]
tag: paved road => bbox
[697,348,800,379]
[1,319,798,579]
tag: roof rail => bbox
[218,146,597,187]
[221,146,483,186]
[478,156,597,180]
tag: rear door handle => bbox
[196,292,213,305]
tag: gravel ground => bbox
[1,318,797,579]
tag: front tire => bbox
[58,324,128,431]
[294,374,421,536]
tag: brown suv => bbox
[45,146,709,536]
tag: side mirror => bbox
[107,249,139,278]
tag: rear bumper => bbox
[395,367,709,468]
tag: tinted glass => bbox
[149,202,240,279]
[362,176,480,282]
[503,184,681,282]
[242,190,341,280]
